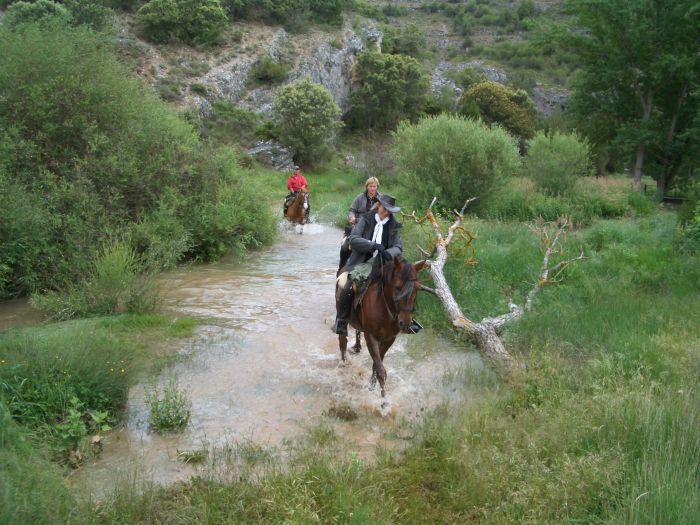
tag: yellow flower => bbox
[120,368,125,373]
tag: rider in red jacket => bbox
[284,166,310,218]
[287,166,307,192]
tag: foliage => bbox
[557,0,700,192]
[201,101,262,146]
[0,404,76,525]
[392,114,521,212]
[381,22,427,58]
[136,0,228,46]
[451,66,487,90]
[248,56,290,86]
[64,0,114,30]
[347,51,429,131]
[0,322,138,460]
[187,151,278,261]
[145,376,191,433]
[523,131,593,196]
[459,81,537,143]
[33,240,160,320]
[3,0,71,27]
[273,78,342,163]
[677,201,700,254]
[0,24,276,300]
[219,0,350,25]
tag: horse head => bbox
[387,257,426,334]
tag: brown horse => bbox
[285,189,309,225]
[336,257,425,397]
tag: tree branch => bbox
[412,201,586,377]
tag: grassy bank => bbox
[2,174,699,523]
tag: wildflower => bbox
[120,368,125,373]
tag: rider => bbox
[334,193,403,336]
[284,165,309,218]
[339,177,381,271]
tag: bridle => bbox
[379,263,418,321]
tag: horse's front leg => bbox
[365,334,387,397]
[338,334,348,362]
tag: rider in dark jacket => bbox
[334,194,402,336]
[339,177,382,271]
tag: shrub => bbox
[145,376,191,433]
[273,78,342,163]
[3,0,71,27]
[381,22,427,58]
[392,114,521,212]
[136,0,228,46]
[523,131,594,196]
[347,51,429,131]
[248,56,289,86]
[459,81,537,143]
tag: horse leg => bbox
[365,334,387,397]
[352,330,362,353]
[339,333,348,362]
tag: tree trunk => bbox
[633,143,646,192]
[633,90,654,192]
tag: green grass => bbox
[2,177,698,523]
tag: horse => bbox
[285,189,309,225]
[336,256,425,397]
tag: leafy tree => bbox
[273,78,342,163]
[458,81,537,144]
[392,114,521,212]
[136,0,228,46]
[523,131,594,196]
[556,0,700,193]
[348,51,429,131]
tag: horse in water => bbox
[336,256,425,397]
[285,189,309,225]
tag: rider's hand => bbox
[380,250,392,262]
[372,243,385,253]
[349,216,357,225]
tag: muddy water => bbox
[70,223,485,494]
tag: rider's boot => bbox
[334,285,354,336]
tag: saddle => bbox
[349,256,382,309]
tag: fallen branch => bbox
[411,200,585,377]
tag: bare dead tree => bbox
[406,198,585,377]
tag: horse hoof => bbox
[351,346,361,354]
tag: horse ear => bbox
[414,260,427,272]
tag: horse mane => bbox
[372,256,412,285]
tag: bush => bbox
[145,376,191,433]
[273,78,342,163]
[248,56,290,86]
[136,0,228,46]
[0,25,276,299]
[347,51,429,131]
[523,131,594,196]
[3,0,71,27]
[381,22,427,58]
[392,114,521,212]
[459,81,537,143]
[33,240,160,320]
